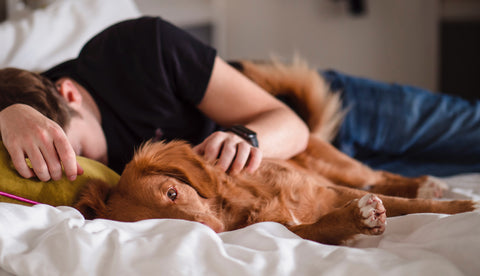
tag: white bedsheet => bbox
[1,174,479,276]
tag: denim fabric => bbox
[322,70,480,177]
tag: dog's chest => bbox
[219,162,330,228]
[220,185,324,228]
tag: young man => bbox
[0,17,309,182]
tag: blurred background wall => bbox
[135,0,479,98]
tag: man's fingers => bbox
[245,147,262,173]
[0,105,82,182]
[217,138,238,172]
[77,162,84,176]
[200,133,224,163]
[25,147,51,182]
[229,142,251,174]
[54,139,79,181]
[40,143,63,181]
[8,148,35,179]
[196,131,264,174]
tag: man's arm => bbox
[194,57,310,174]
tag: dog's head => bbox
[74,140,226,232]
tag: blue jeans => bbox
[322,70,480,177]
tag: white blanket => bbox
[1,174,479,276]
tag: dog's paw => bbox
[474,201,480,212]
[357,194,386,235]
[417,176,449,199]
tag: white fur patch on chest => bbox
[287,209,301,226]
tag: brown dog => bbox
[74,60,478,245]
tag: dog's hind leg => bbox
[377,194,477,217]
[326,185,477,216]
[288,193,387,245]
[288,189,477,245]
[292,137,448,199]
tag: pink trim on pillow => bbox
[0,191,40,205]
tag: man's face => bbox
[64,101,108,165]
[56,77,108,165]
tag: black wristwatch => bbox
[227,125,259,148]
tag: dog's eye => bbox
[167,187,177,201]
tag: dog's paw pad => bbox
[418,176,449,199]
[358,194,386,235]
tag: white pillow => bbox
[0,0,141,72]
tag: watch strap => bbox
[227,125,259,148]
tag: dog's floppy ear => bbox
[134,140,220,198]
[74,180,113,220]
[164,154,219,198]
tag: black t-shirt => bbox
[42,17,218,173]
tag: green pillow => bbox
[0,143,119,206]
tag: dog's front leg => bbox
[288,194,386,245]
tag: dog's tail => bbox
[229,57,345,141]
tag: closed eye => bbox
[167,187,178,201]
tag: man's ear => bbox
[74,179,112,220]
[56,78,83,107]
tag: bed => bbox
[0,175,479,276]
[1,1,480,275]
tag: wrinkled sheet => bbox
[1,174,479,276]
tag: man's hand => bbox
[193,131,262,174]
[0,104,83,181]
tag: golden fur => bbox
[74,60,477,245]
